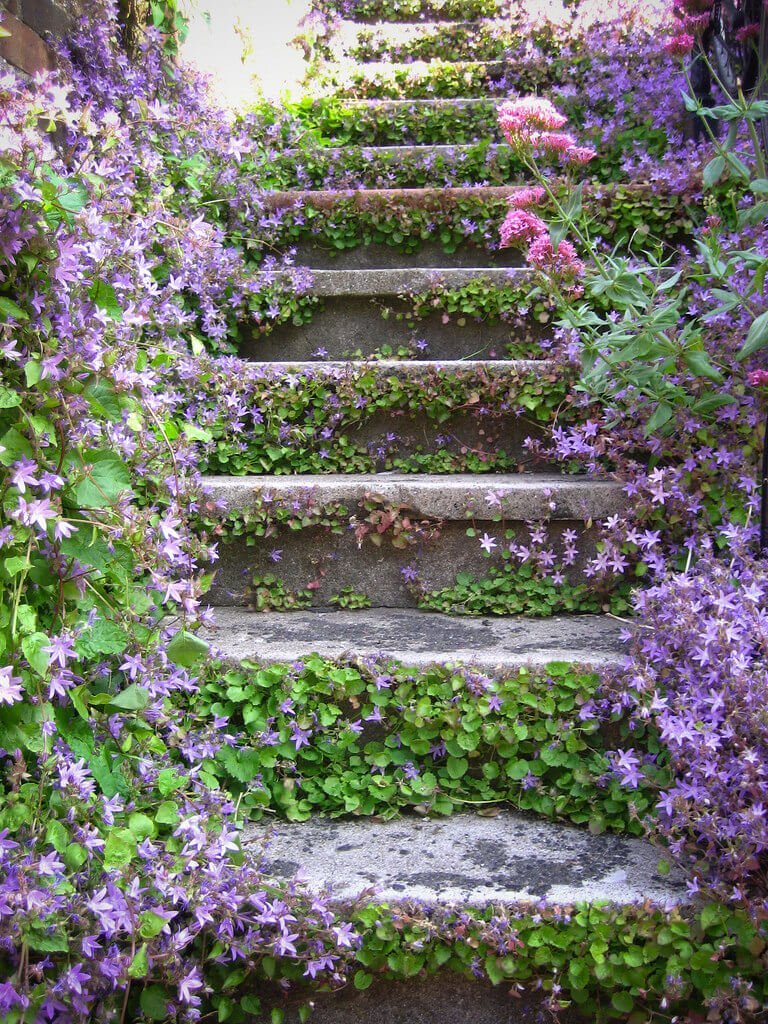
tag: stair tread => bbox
[205,473,625,520]
[244,810,686,906]
[265,266,526,295]
[244,359,547,372]
[204,607,628,668]
[263,184,521,209]
[284,142,510,156]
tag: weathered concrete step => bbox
[322,1,509,25]
[209,473,624,521]
[264,185,522,269]
[271,267,526,297]
[287,143,510,159]
[202,359,556,471]
[263,185,519,212]
[317,59,509,99]
[245,358,544,371]
[330,18,516,63]
[273,142,520,189]
[275,976,588,1024]
[319,58,506,78]
[248,811,685,905]
[251,268,542,361]
[300,96,501,144]
[205,607,628,669]
[204,473,625,608]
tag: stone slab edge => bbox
[203,607,629,670]
[263,266,528,295]
[203,473,627,521]
[244,811,687,906]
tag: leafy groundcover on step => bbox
[1,0,768,1021]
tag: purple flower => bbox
[0,668,23,705]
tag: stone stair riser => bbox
[324,0,508,24]
[204,474,625,610]
[291,241,521,271]
[271,143,523,190]
[253,298,532,360]
[285,98,501,147]
[210,517,603,608]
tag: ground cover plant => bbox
[2,0,768,1019]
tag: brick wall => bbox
[0,0,81,75]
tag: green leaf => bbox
[0,296,29,321]
[139,911,167,940]
[140,986,170,1021]
[22,632,50,676]
[103,828,136,869]
[25,927,69,952]
[645,402,673,435]
[24,360,42,387]
[108,683,150,712]
[157,768,184,795]
[702,155,725,188]
[129,812,156,841]
[167,630,209,667]
[446,756,468,779]
[611,992,634,1014]
[75,618,129,658]
[682,350,723,383]
[128,944,150,979]
[88,279,122,320]
[738,309,768,360]
[0,386,21,408]
[354,971,373,990]
[67,450,132,508]
[63,843,87,870]
[45,819,69,852]
[182,422,214,443]
[155,800,179,825]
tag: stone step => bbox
[316,59,509,100]
[205,607,628,668]
[330,18,516,63]
[287,267,526,297]
[323,0,509,25]
[273,142,520,190]
[249,268,542,360]
[203,473,626,609]
[264,184,519,212]
[263,185,521,269]
[286,97,501,146]
[246,811,685,905]
[197,360,561,474]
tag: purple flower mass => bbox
[1,0,768,1018]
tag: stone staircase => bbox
[201,2,681,1017]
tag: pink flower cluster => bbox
[498,97,596,164]
[496,99,590,294]
[499,190,585,293]
[748,369,768,387]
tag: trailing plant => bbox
[311,0,504,22]
[190,655,663,831]
[170,354,574,475]
[418,561,634,617]
[329,587,372,608]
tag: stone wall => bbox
[0,0,82,75]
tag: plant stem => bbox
[761,406,768,550]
